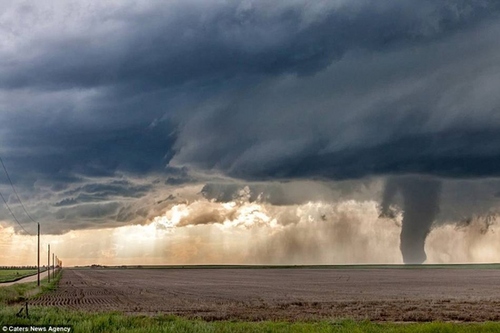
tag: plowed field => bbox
[31,268,500,321]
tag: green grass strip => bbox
[0,270,38,283]
[0,308,499,333]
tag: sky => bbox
[1,0,500,266]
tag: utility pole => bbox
[37,223,40,287]
[48,244,50,283]
[52,253,55,279]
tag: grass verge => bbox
[40,269,63,293]
[0,270,38,283]
[0,308,500,333]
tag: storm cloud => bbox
[1,0,500,259]
[2,1,500,180]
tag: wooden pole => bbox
[52,253,55,279]
[48,244,50,283]
[37,223,40,287]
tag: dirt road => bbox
[30,268,500,321]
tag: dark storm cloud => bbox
[217,129,500,181]
[1,1,498,91]
[1,0,500,234]
[200,181,347,205]
[54,180,152,206]
[2,0,500,182]
[164,166,195,186]
[171,17,500,180]
[0,173,201,235]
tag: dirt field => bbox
[30,268,500,321]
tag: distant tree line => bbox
[0,266,38,270]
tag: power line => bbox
[0,189,32,235]
[0,156,36,235]
[0,156,38,224]
[0,156,40,285]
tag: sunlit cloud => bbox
[3,194,500,267]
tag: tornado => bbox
[381,176,442,264]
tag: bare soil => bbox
[30,268,500,321]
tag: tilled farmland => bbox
[30,268,500,321]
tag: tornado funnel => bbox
[381,176,442,264]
